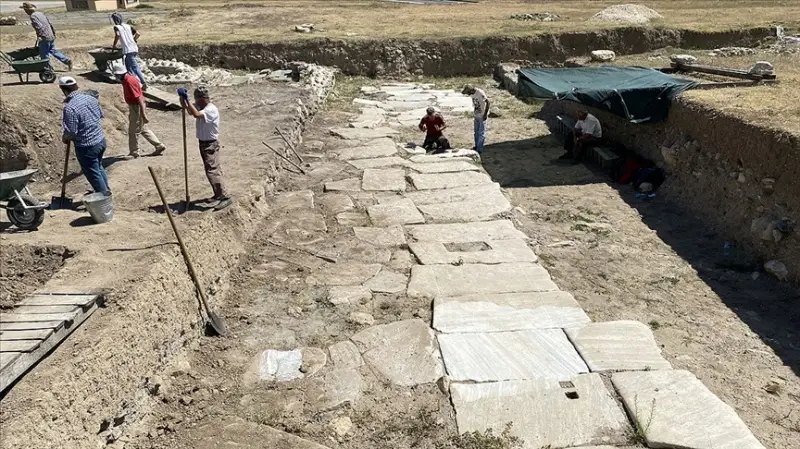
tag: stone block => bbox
[363,269,408,293]
[348,157,410,170]
[306,263,382,286]
[407,263,557,299]
[408,171,493,190]
[367,198,425,226]
[324,178,362,192]
[612,370,766,449]
[328,340,364,369]
[410,239,537,265]
[406,161,479,174]
[334,138,397,160]
[318,193,354,214]
[351,319,444,386]
[362,168,407,191]
[565,321,672,372]
[329,127,399,140]
[274,190,314,210]
[438,329,588,382]
[451,374,630,449]
[353,225,407,247]
[403,183,502,206]
[433,291,591,333]
[406,220,526,243]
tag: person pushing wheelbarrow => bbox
[178,86,232,211]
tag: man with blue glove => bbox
[178,86,232,211]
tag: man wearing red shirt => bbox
[114,64,165,158]
[418,107,450,153]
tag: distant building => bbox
[64,0,140,11]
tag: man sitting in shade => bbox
[560,109,602,163]
[418,107,450,154]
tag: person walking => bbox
[59,76,111,196]
[113,63,165,158]
[21,2,72,71]
[110,13,147,89]
[462,84,490,153]
[178,86,232,211]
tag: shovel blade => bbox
[49,197,74,210]
[206,310,228,337]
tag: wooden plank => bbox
[0,339,42,353]
[14,305,80,315]
[0,352,21,371]
[1,301,99,392]
[674,61,776,80]
[20,294,98,307]
[0,312,78,324]
[692,80,778,90]
[0,329,54,341]
[0,321,64,332]
[143,86,181,110]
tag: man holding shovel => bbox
[178,86,232,211]
[113,63,165,158]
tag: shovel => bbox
[182,106,190,208]
[50,142,74,210]
[148,166,228,337]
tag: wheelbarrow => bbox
[0,169,47,230]
[0,47,56,84]
[88,47,124,74]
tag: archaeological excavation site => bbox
[0,2,798,449]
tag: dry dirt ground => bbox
[0,243,74,309]
[121,79,799,449]
[2,0,800,48]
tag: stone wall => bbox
[141,27,773,77]
[540,98,800,281]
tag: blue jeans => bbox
[125,52,146,86]
[37,40,70,65]
[473,117,486,153]
[76,139,110,195]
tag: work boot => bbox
[129,152,140,159]
[151,145,166,156]
[67,60,73,72]
[214,197,233,211]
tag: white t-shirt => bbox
[576,113,602,138]
[196,103,220,141]
[471,89,488,119]
[114,24,138,55]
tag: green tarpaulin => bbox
[517,66,698,123]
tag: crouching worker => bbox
[178,86,232,211]
[60,76,111,196]
[560,109,602,163]
[418,107,450,154]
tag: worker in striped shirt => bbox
[21,2,72,71]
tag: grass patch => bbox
[438,424,523,449]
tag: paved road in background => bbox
[1,1,63,13]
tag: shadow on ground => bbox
[482,136,800,378]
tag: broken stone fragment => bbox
[590,50,616,62]
[764,260,788,281]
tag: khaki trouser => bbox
[128,104,163,155]
[199,140,229,199]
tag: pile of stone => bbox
[141,58,262,86]
[589,4,663,24]
[0,16,17,26]
[590,50,616,62]
[707,47,756,57]
[509,12,560,22]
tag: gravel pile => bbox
[707,47,757,57]
[509,12,560,22]
[589,4,663,24]
[141,58,237,85]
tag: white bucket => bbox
[83,193,114,224]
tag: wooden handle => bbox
[59,142,71,199]
[182,108,190,205]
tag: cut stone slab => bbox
[306,263,382,286]
[328,340,364,369]
[363,269,408,293]
[383,100,430,112]
[328,286,372,306]
[318,193,354,214]
[349,107,386,128]
[407,263,556,299]
[409,155,475,164]
[451,374,630,449]
[410,239,537,265]
[407,160,479,174]
[409,149,480,163]
[246,349,303,383]
[188,419,333,449]
[565,321,672,372]
[362,168,407,192]
[438,329,589,382]
[612,370,766,449]
[404,183,501,206]
[274,190,314,211]
[367,198,425,226]
[348,157,409,170]
[324,178,362,192]
[308,368,363,412]
[353,225,407,247]
[334,138,397,160]
[329,127,399,140]
[418,194,512,222]
[284,209,327,232]
[409,171,493,190]
[336,212,369,227]
[315,240,391,264]
[407,220,526,243]
[433,291,591,333]
[389,249,413,272]
[351,319,444,386]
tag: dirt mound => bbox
[589,4,663,24]
[0,244,74,309]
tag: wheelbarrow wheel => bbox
[7,194,45,230]
[39,69,56,84]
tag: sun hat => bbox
[58,76,77,87]
[20,2,36,10]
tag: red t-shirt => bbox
[122,74,143,105]
[419,114,444,138]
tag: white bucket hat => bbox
[111,61,127,75]
[58,76,77,87]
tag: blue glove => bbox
[177,88,189,100]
